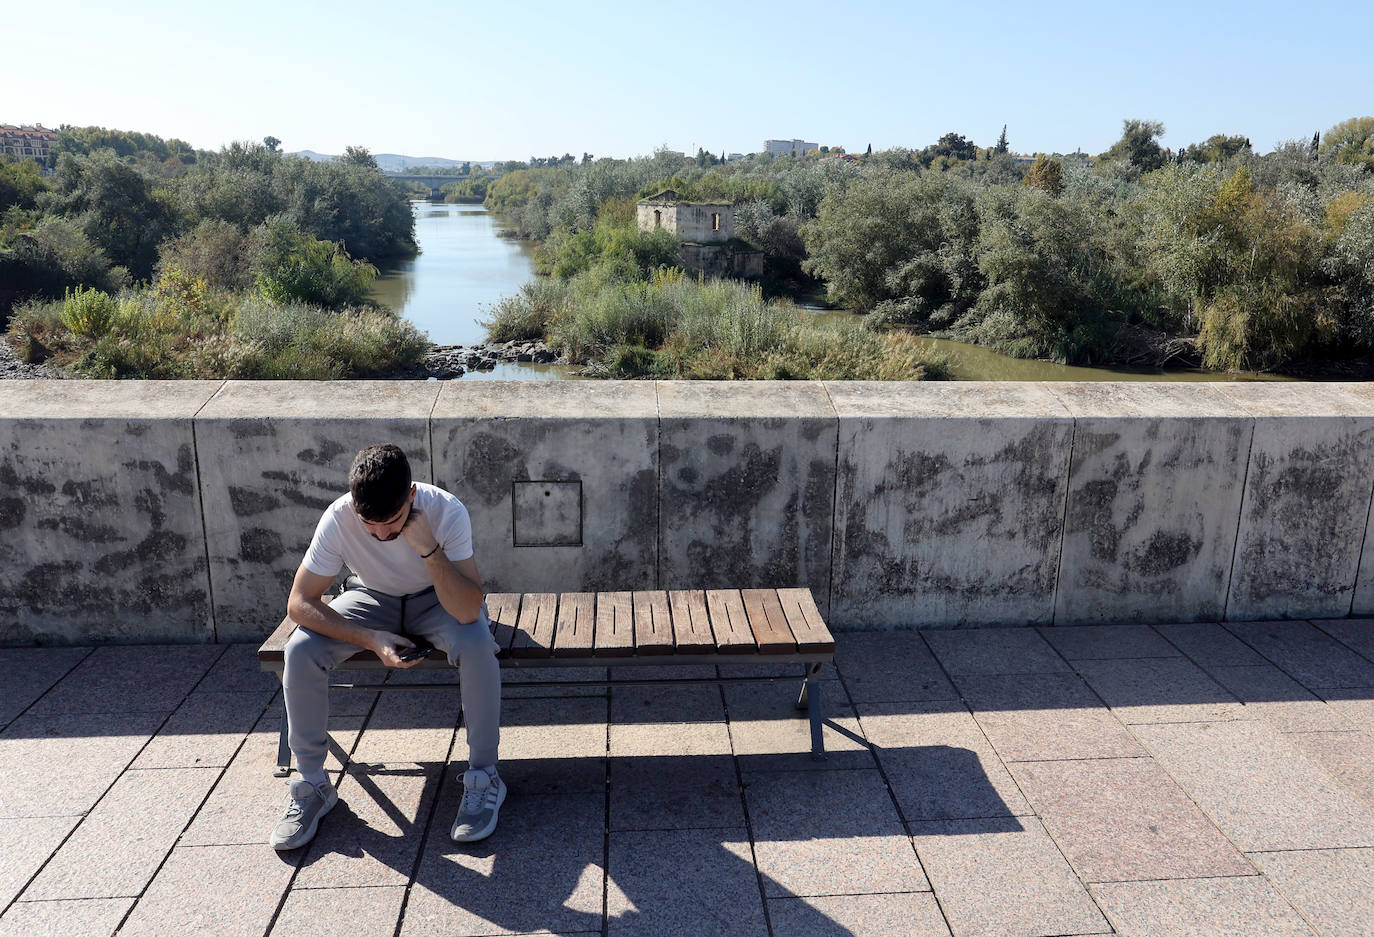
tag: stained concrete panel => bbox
[658,381,836,608]
[0,380,222,645]
[1047,382,1254,625]
[1215,383,1374,621]
[432,381,658,595]
[194,381,439,640]
[827,382,1072,627]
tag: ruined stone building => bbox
[636,190,762,279]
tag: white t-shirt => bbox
[302,482,475,596]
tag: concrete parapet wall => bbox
[4,379,1374,645]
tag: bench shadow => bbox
[292,744,1019,936]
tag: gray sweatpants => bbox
[281,584,501,778]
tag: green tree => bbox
[40,150,170,279]
[341,146,379,170]
[1319,117,1374,170]
[995,125,1009,155]
[0,157,47,211]
[263,136,281,152]
[1023,155,1064,196]
[253,217,378,308]
[1101,119,1169,173]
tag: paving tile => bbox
[26,766,219,899]
[269,885,407,937]
[0,711,163,818]
[1090,876,1316,937]
[768,893,951,937]
[29,644,223,715]
[1038,624,1181,660]
[745,768,927,896]
[1134,719,1374,850]
[0,647,90,725]
[1074,657,1244,723]
[117,844,296,937]
[403,792,604,936]
[834,632,957,703]
[1250,847,1374,937]
[194,642,283,694]
[955,672,1144,761]
[606,828,765,937]
[0,897,134,937]
[1285,731,1374,809]
[610,754,742,831]
[470,689,605,793]
[1010,757,1253,883]
[1314,618,1374,665]
[726,682,872,773]
[611,720,732,757]
[923,628,1071,676]
[912,816,1107,937]
[132,689,276,769]
[179,717,356,847]
[1227,619,1374,688]
[1210,664,1355,732]
[1317,688,1374,738]
[0,816,80,906]
[610,682,724,723]
[1156,621,1267,666]
[352,686,461,764]
[294,762,441,885]
[859,702,1030,820]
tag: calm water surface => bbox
[376,200,1289,383]
[370,201,576,380]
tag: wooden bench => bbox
[259,587,835,775]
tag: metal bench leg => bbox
[799,663,826,761]
[274,678,292,777]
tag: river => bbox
[375,199,1288,383]
[369,201,575,380]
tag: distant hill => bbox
[291,150,495,171]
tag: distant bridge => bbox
[385,173,470,199]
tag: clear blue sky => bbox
[8,0,1372,161]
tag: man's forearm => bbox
[287,594,379,650]
[424,554,484,623]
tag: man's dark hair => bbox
[349,445,412,521]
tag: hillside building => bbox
[1,123,57,163]
[764,138,817,157]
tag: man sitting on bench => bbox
[270,444,504,850]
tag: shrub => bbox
[59,286,119,337]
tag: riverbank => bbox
[379,339,562,379]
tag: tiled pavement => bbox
[5,621,1374,936]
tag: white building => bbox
[764,138,818,157]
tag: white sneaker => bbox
[450,768,506,842]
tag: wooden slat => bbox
[485,592,522,658]
[553,592,596,658]
[511,592,557,658]
[259,615,297,662]
[776,588,834,654]
[669,590,715,654]
[632,591,673,655]
[595,591,636,657]
[705,589,755,654]
[741,588,796,655]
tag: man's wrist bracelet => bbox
[419,543,440,559]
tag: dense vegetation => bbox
[1,130,425,378]
[472,118,1374,373]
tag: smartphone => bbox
[398,637,435,662]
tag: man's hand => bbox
[370,631,421,669]
[401,508,440,558]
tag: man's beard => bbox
[374,530,402,542]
